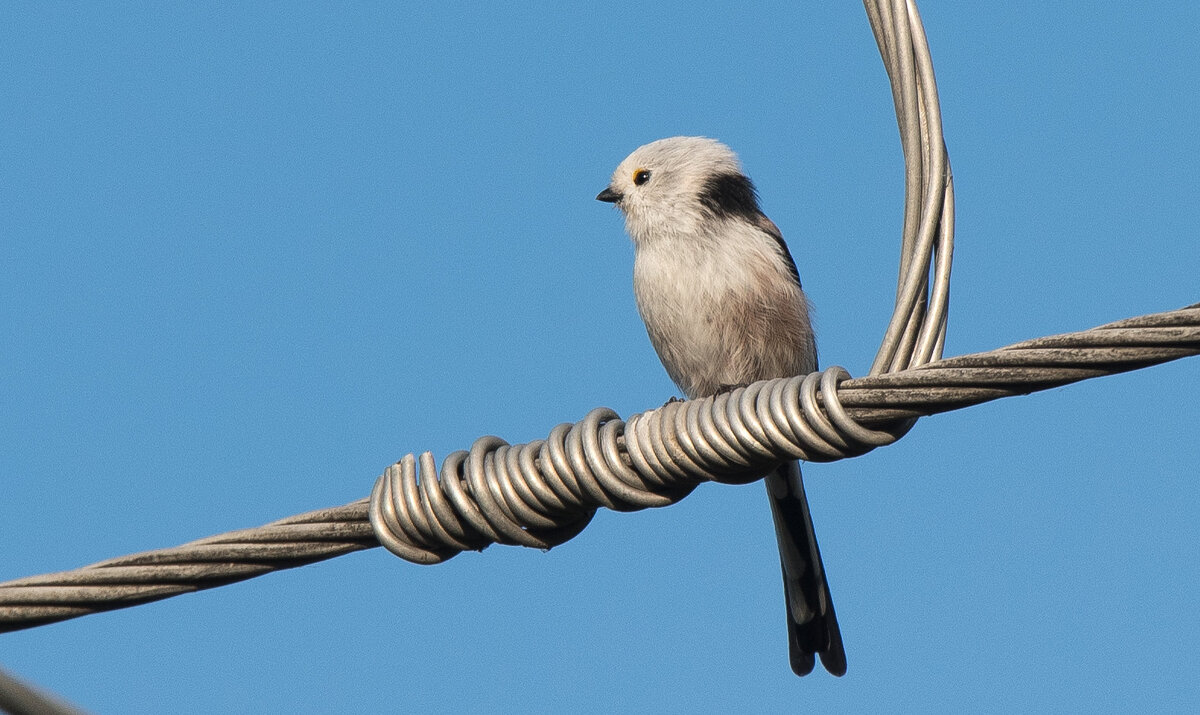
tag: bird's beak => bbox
[596,187,622,203]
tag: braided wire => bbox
[0,502,374,631]
[368,304,1200,564]
[2,303,1196,632]
[1,0,1194,639]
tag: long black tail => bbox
[764,461,846,676]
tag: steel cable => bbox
[1,0,1194,646]
[2,302,1197,631]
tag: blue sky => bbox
[3,2,1198,712]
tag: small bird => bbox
[597,136,846,677]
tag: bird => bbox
[596,136,846,677]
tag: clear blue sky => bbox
[3,3,1198,712]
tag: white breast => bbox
[632,219,815,399]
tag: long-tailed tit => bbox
[597,136,846,677]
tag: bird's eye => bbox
[632,168,651,186]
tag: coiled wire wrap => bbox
[370,367,915,564]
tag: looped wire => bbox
[863,0,955,374]
[372,0,952,564]
[371,367,913,562]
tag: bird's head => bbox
[597,136,763,245]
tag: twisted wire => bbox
[367,304,1200,564]
[3,0,1195,644]
[0,502,374,632]
[1,303,1196,630]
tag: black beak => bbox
[596,187,622,203]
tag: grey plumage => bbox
[598,136,845,677]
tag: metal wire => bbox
[0,503,375,631]
[367,305,1199,564]
[0,0,1195,644]
[368,0,956,563]
[1,304,1196,629]
[863,0,955,375]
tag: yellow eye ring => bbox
[632,168,651,186]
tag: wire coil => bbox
[369,366,914,564]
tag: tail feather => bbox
[764,461,846,677]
